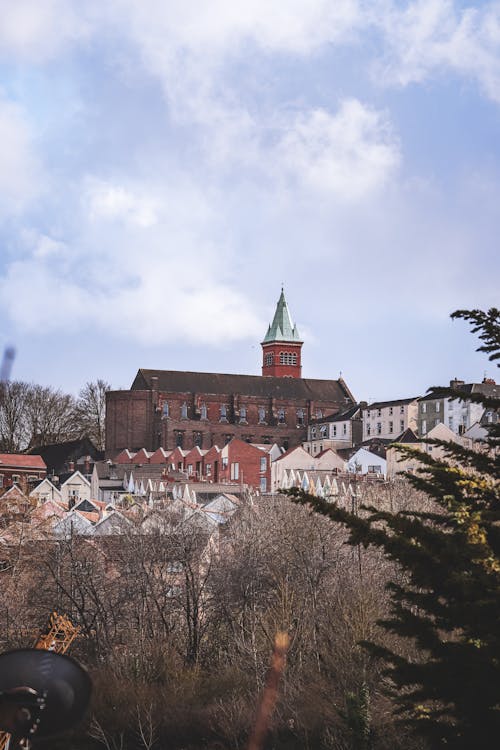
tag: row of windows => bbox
[310,423,349,439]
[164,402,321,424]
[366,405,406,418]
[366,420,405,436]
[420,402,441,413]
[263,352,299,366]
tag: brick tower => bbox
[261,289,303,378]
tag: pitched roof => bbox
[130,369,353,404]
[315,404,361,423]
[262,289,302,344]
[394,428,420,443]
[0,454,46,470]
[27,437,102,471]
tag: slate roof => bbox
[315,404,361,423]
[393,428,420,443]
[364,397,419,410]
[131,369,354,404]
[262,289,302,344]
[419,381,500,401]
[28,437,102,473]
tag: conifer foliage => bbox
[289,308,500,749]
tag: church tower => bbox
[261,289,303,378]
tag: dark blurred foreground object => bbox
[0,347,15,384]
[0,649,91,749]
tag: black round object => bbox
[0,649,91,738]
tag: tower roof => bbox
[262,289,302,344]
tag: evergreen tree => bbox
[289,308,500,749]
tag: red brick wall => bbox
[262,342,302,378]
[218,439,271,492]
[106,387,346,456]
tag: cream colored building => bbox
[362,397,419,441]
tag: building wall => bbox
[362,402,418,441]
[219,440,271,492]
[106,387,346,456]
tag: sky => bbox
[0,0,499,404]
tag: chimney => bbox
[84,455,91,474]
[449,378,465,389]
[68,460,75,473]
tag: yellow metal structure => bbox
[0,612,79,750]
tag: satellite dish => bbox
[0,649,91,745]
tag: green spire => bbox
[262,288,302,344]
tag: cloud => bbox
[374,0,500,103]
[0,178,264,346]
[276,100,400,200]
[0,97,41,214]
[0,0,89,63]
[85,179,160,228]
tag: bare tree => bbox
[0,380,30,451]
[25,384,77,447]
[75,379,110,450]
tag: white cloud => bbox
[0,176,264,346]
[0,0,89,63]
[85,179,160,228]
[0,97,41,214]
[374,0,500,102]
[276,100,400,199]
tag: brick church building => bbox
[105,290,355,456]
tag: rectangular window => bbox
[435,402,440,412]
[400,405,405,414]
[389,407,393,415]
[376,422,382,435]
[260,456,267,472]
[332,425,337,436]
[343,423,347,435]
[366,424,371,436]
[12,475,20,484]
[260,477,267,492]
[206,463,212,476]
[367,465,381,474]
[187,464,193,475]
[230,462,239,480]
[422,419,427,434]
[400,420,404,432]
[222,456,228,469]
[389,421,393,433]
[377,409,381,417]
[421,403,426,413]
[0,475,3,488]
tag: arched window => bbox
[279,352,298,365]
[278,408,286,424]
[265,352,274,367]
